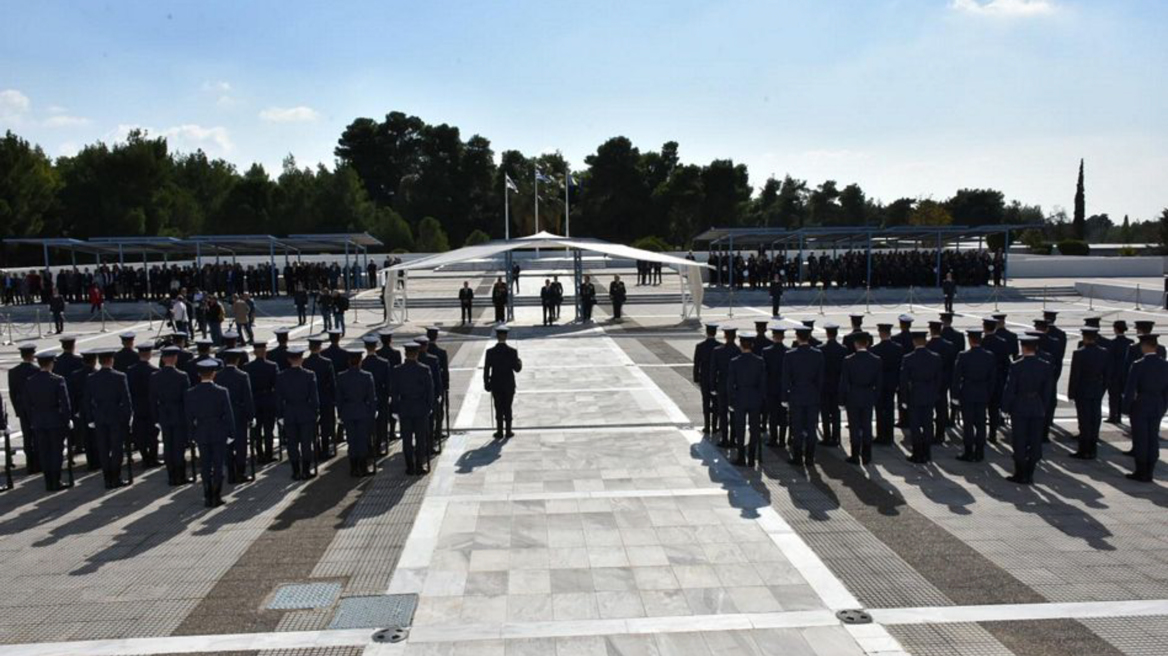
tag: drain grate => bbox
[329,594,418,630]
[267,582,343,610]
[836,608,873,625]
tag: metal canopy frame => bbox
[286,233,383,291]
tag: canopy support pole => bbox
[573,248,584,322]
[935,231,942,287]
[270,242,278,295]
[143,250,150,298]
[344,241,351,292]
[505,250,515,323]
[866,232,873,288]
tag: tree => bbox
[0,130,60,238]
[1072,158,1086,240]
[652,164,703,245]
[464,229,491,246]
[883,198,915,227]
[808,180,842,226]
[416,216,450,252]
[839,183,867,225]
[908,199,952,226]
[56,129,171,237]
[947,188,1005,226]
[699,159,750,230]
[1121,214,1132,243]
[211,163,273,234]
[1084,213,1112,243]
[775,175,808,229]
[371,206,413,251]
[578,137,651,242]
[1158,209,1168,253]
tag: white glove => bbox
[88,422,96,429]
[227,438,235,445]
[155,423,161,430]
[250,420,256,427]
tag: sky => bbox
[1,0,1165,221]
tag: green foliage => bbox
[631,235,671,252]
[1020,229,1050,254]
[463,229,491,246]
[1159,208,1168,253]
[415,216,450,252]
[0,131,60,238]
[371,207,413,251]
[1055,239,1090,256]
[986,232,1011,252]
[908,200,952,226]
[1118,246,1138,257]
[947,188,1005,225]
[1073,159,1086,240]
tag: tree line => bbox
[2,114,1166,266]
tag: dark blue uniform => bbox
[693,336,719,434]
[892,329,914,424]
[1002,356,1054,483]
[952,345,996,461]
[361,352,393,453]
[55,351,83,381]
[899,347,942,462]
[484,343,522,437]
[337,367,377,469]
[871,339,903,443]
[394,360,434,474]
[276,366,320,478]
[926,335,958,440]
[244,357,279,462]
[305,352,337,458]
[728,351,766,465]
[9,360,39,473]
[86,368,133,488]
[216,365,255,482]
[428,341,450,439]
[377,342,402,439]
[269,342,291,371]
[25,370,71,489]
[184,381,234,505]
[128,359,160,466]
[113,346,138,373]
[982,331,1011,440]
[1123,354,1168,481]
[1106,334,1133,421]
[67,363,97,470]
[839,350,881,463]
[710,342,741,447]
[782,345,824,464]
[1068,343,1111,458]
[819,339,847,446]
[150,366,191,484]
[762,341,788,445]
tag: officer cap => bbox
[286,346,307,358]
[1024,330,1045,338]
[18,344,37,353]
[1032,318,1047,328]
[327,329,343,337]
[850,314,864,321]
[965,329,982,338]
[426,326,441,335]
[252,340,269,350]
[119,332,136,341]
[1019,335,1040,346]
[1114,320,1128,331]
[81,350,98,362]
[404,341,421,352]
[1043,310,1059,319]
[362,334,380,345]
[136,344,154,353]
[495,325,510,334]
[94,348,118,357]
[754,320,769,328]
[722,326,738,334]
[1084,316,1102,327]
[414,335,430,344]
[927,320,942,329]
[378,329,395,338]
[910,330,928,340]
[170,332,189,341]
[223,348,247,356]
[35,351,56,363]
[768,321,787,333]
[939,312,954,321]
[195,337,214,347]
[59,335,76,344]
[1080,327,1100,335]
[161,346,182,356]
[1134,320,1155,332]
[222,331,239,340]
[876,323,893,331]
[705,322,719,334]
[794,326,813,337]
[740,336,757,348]
[898,314,914,324]
[347,348,365,357]
[273,327,291,336]
[1138,333,1159,346]
[824,322,840,331]
[307,335,325,344]
[196,358,221,372]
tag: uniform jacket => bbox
[1001,356,1053,418]
[941,326,966,352]
[304,353,337,405]
[87,368,133,426]
[693,337,718,391]
[459,287,474,305]
[839,351,882,408]
[1107,335,1133,383]
[484,343,522,393]
[216,366,255,425]
[926,336,958,388]
[337,368,377,423]
[871,340,904,395]
[899,348,942,407]
[184,382,234,446]
[377,345,403,367]
[8,361,37,417]
[710,343,741,394]
[54,351,84,381]
[1068,344,1111,402]
[361,353,393,404]
[113,347,138,373]
[127,361,159,415]
[67,366,95,423]
[1123,354,1168,418]
[429,343,450,391]
[244,358,279,409]
[149,366,189,428]
[762,343,788,401]
[728,352,766,411]
[820,339,848,400]
[25,371,71,430]
[952,346,997,404]
[323,344,349,376]
[996,327,1020,359]
[393,361,434,418]
[269,343,290,371]
[782,344,825,406]
[276,367,320,423]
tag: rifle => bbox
[3,428,12,491]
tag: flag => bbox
[535,170,552,183]
[566,173,577,188]
[505,174,518,193]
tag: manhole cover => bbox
[836,609,873,625]
[267,582,343,610]
[329,594,418,630]
[372,627,409,643]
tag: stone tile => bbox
[550,568,594,593]
[506,637,557,656]
[714,563,764,587]
[683,587,739,615]
[589,546,630,568]
[552,592,599,620]
[632,566,681,591]
[726,586,782,613]
[548,528,587,548]
[591,567,637,592]
[673,565,721,589]
[508,569,552,595]
[509,547,550,570]
[604,633,662,656]
[549,547,592,569]
[469,549,512,572]
[701,630,764,655]
[768,584,824,611]
[639,589,691,616]
[506,594,554,622]
[466,571,509,596]
[460,594,508,623]
[663,543,707,566]
[556,635,607,656]
[655,632,714,655]
[621,528,661,546]
[596,590,646,619]
[627,545,670,567]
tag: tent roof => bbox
[387,232,710,272]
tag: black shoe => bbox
[845,456,860,465]
[1069,452,1092,460]
[1125,472,1143,481]
[787,456,803,466]
[1123,449,1135,457]
[1006,474,1026,484]
[493,431,503,439]
[805,455,815,466]
[506,432,515,439]
[956,453,974,462]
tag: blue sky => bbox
[2,0,1165,221]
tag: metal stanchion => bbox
[1134,284,1142,311]
[993,287,999,312]
[818,289,825,315]
[1088,284,1094,311]
[908,286,915,311]
[1043,286,1047,311]
[865,287,871,315]
[100,307,108,332]
[36,309,42,339]
[3,314,11,346]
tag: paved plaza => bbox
[0,270,1166,656]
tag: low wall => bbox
[1074,282,1168,309]
[1004,255,1165,278]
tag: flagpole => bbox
[504,177,510,241]
[564,173,570,238]
[534,169,540,257]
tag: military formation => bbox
[695,310,1167,484]
[2,325,458,504]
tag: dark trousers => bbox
[230,419,249,477]
[1011,415,1044,479]
[344,418,372,458]
[944,295,954,313]
[34,428,64,487]
[820,394,841,444]
[612,302,623,319]
[284,419,316,470]
[716,392,733,445]
[542,303,554,325]
[53,313,64,333]
[846,404,874,461]
[492,391,515,433]
[461,302,473,323]
[876,391,895,442]
[789,403,819,460]
[433,394,446,444]
[767,399,787,444]
[582,301,594,322]
[161,424,187,479]
[199,441,226,488]
[1107,380,1123,420]
[989,390,1003,440]
[732,408,762,464]
[132,415,159,464]
[700,388,716,432]
[19,415,39,474]
[909,404,934,461]
[933,387,950,441]
[960,402,987,458]
[1075,396,1103,456]
[375,403,389,453]
[75,421,97,470]
[1130,412,1161,476]
[771,297,781,316]
[94,422,126,482]
[319,404,337,450]
[254,404,276,461]
[1042,375,1059,440]
[400,415,428,472]
[493,302,505,323]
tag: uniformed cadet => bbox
[1001,335,1054,484]
[269,328,292,371]
[580,275,597,323]
[1122,333,1168,482]
[843,314,865,353]
[68,350,99,471]
[186,339,219,386]
[185,359,234,507]
[783,326,824,466]
[55,336,84,381]
[752,320,772,354]
[692,323,720,435]
[245,342,279,464]
[992,313,1020,360]
[426,326,451,442]
[492,276,509,323]
[362,335,393,455]
[217,349,255,484]
[1031,318,1062,442]
[113,333,138,372]
[1068,327,1111,460]
[219,331,249,365]
[940,312,966,352]
[839,331,881,465]
[483,326,522,439]
[171,333,195,372]
[10,344,40,474]
[322,329,349,377]
[762,323,789,447]
[926,320,957,442]
[1124,321,1166,386]
[982,316,1011,442]
[1078,316,1107,350]
[728,336,766,466]
[416,336,443,451]
[26,353,72,491]
[892,314,915,426]
[150,346,191,485]
[801,319,822,347]
[1106,320,1133,423]
[127,344,160,468]
[337,349,377,476]
[276,347,320,480]
[710,326,741,448]
[378,330,402,441]
[769,273,783,316]
[900,330,942,463]
[394,341,434,475]
[305,335,338,459]
[1044,310,1068,366]
[942,272,957,313]
[871,323,903,445]
[819,323,847,447]
[87,349,133,489]
[952,329,996,462]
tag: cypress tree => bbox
[1073,159,1086,240]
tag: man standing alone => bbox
[484,326,522,439]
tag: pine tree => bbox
[1072,158,1086,240]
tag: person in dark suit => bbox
[171,332,195,372]
[216,349,255,484]
[491,277,508,323]
[1123,333,1168,482]
[245,342,279,464]
[609,275,627,320]
[926,320,957,443]
[427,326,451,442]
[842,314,865,353]
[276,347,320,480]
[378,330,402,441]
[305,336,337,460]
[269,328,292,371]
[692,323,720,436]
[942,272,956,313]
[580,275,597,323]
[459,281,475,325]
[541,280,555,326]
[1031,318,1063,442]
[10,344,40,474]
[952,330,996,462]
[150,346,190,485]
[892,315,915,427]
[1106,320,1133,423]
[1001,335,1054,484]
[783,326,824,467]
[871,323,903,445]
[728,336,766,467]
[839,332,881,465]
[769,274,784,316]
[337,349,377,477]
[710,327,741,448]
[362,335,393,455]
[484,326,522,438]
[939,312,965,352]
[185,359,234,507]
[992,313,1019,360]
[26,353,72,491]
[1068,327,1111,460]
[394,341,434,475]
[113,333,138,372]
[67,350,98,471]
[322,329,349,379]
[87,349,133,489]
[762,323,789,447]
[416,336,443,450]
[551,275,565,321]
[899,331,942,463]
[982,316,1011,443]
[185,338,220,386]
[819,323,847,447]
[127,344,160,468]
[54,335,84,381]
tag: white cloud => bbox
[57,142,80,157]
[47,104,67,115]
[0,89,31,121]
[43,114,91,128]
[951,0,1057,17]
[202,80,232,93]
[259,105,319,123]
[162,124,234,153]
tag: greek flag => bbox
[566,173,577,188]
[535,170,552,183]
[505,174,518,192]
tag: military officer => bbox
[269,328,292,371]
[1031,318,1062,442]
[580,275,597,322]
[692,323,720,435]
[68,350,99,471]
[217,349,255,483]
[128,344,160,467]
[337,349,377,476]
[952,329,996,462]
[892,314,915,426]
[982,316,1011,442]
[842,314,865,353]
[219,331,249,365]
[415,336,443,450]
[992,313,1020,359]
[26,353,72,491]
[900,331,942,463]
[783,326,824,466]
[541,279,555,326]
[322,329,349,376]
[1122,333,1168,482]
[276,347,320,480]
[752,320,772,353]
[801,319,822,347]
[871,323,903,445]
[426,326,451,441]
[113,332,138,372]
[926,320,957,442]
[171,332,195,372]
[839,331,881,465]
[1001,335,1054,484]
[1068,327,1111,460]
[185,359,234,507]
[483,326,522,439]
[245,341,279,464]
[1106,320,1133,423]
[150,346,191,485]
[710,326,741,448]
[362,334,393,454]
[185,338,219,386]
[87,349,133,489]
[1044,310,1068,365]
[55,335,84,380]
[1124,321,1166,376]
[762,322,789,447]
[769,273,784,316]
[10,344,40,474]
[305,335,337,459]
[1078,316,1107,349]
[728,336,766,467]
[940,312,966,352]
[377,330,402,441]
[492,276,509,323]
[459,281,475,324]
[394,341,434,475]
[819,323,847,447]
